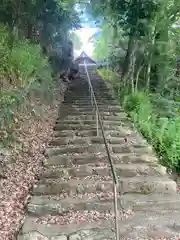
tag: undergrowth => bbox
[0,25,54,146]
[98,68,180,172]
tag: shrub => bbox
[123,91,150,112]
[9,39,52,89]
[0,25,53,144]
[123,92,180,171]
[97,68,117,84]
[154,117,180,170]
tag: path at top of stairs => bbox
[18,65,180,240]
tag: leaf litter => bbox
[0,94,61,240]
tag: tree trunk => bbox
[135,64,143,91]
[130,45,137,92]
[151,24,169,90]
[146,25,156,89]
[27,22,33,39]
[121,28,137,86]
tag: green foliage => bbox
[0,0,81,145]
[68,31,82,51]
[123,91,150,113]
[90,0,180,92]
[9,40,51,88]
[97,68,117,83]
[98,67,180,171]
[0,25,53,138]
[97,68,122,96]
[0,89,25,129]
[123,91,180,171]
[91,0,180,172]
[0,0,80,73]
[92,24,114,60]
[0,26,52,88]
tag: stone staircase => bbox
[18,66,180,240]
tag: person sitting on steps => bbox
[67,61,79,81]
[61,61,79,103]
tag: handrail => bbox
[83,61,119,240]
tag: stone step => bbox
[63,102,119,107]
[39,175,112,184]
[65,97,117,101]
[64,102,119,107]
[59,110,124,117]
[69,101,119,105]
[49,136,141,146]
[33,176,176,196]
[27,196,114,216]
[54,129,136,138]
[68,87,111,92]
[49,137,89,146]
[43,153,158,167]
[18,217,114,240]
[112,144,153,155]
[42,163,166,179]
[61,106,123,112]
[63,103,121,112]
[60,114,126,121]
[66,97,116,101]
[66,87,109,91]
[27,193,180,217]
[58,112,127,119]
[54,122,133,132]
[62,111,124,117]
[89,136,141,145]
[53,129,97,138]
[66,100,116,105]
[68,86,111,90]
[54,124,129,131]
[94,91,111,94]
[55,120,130,127]
[44,145,106,157]
[33,178,112,195]
[65,93,113,98]
[62,102,118,107]
[19,206,180,240]
[67,91,110,95]
[93,86,109,89]
[45,143,151,157]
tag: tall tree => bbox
[89,0,180,93]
